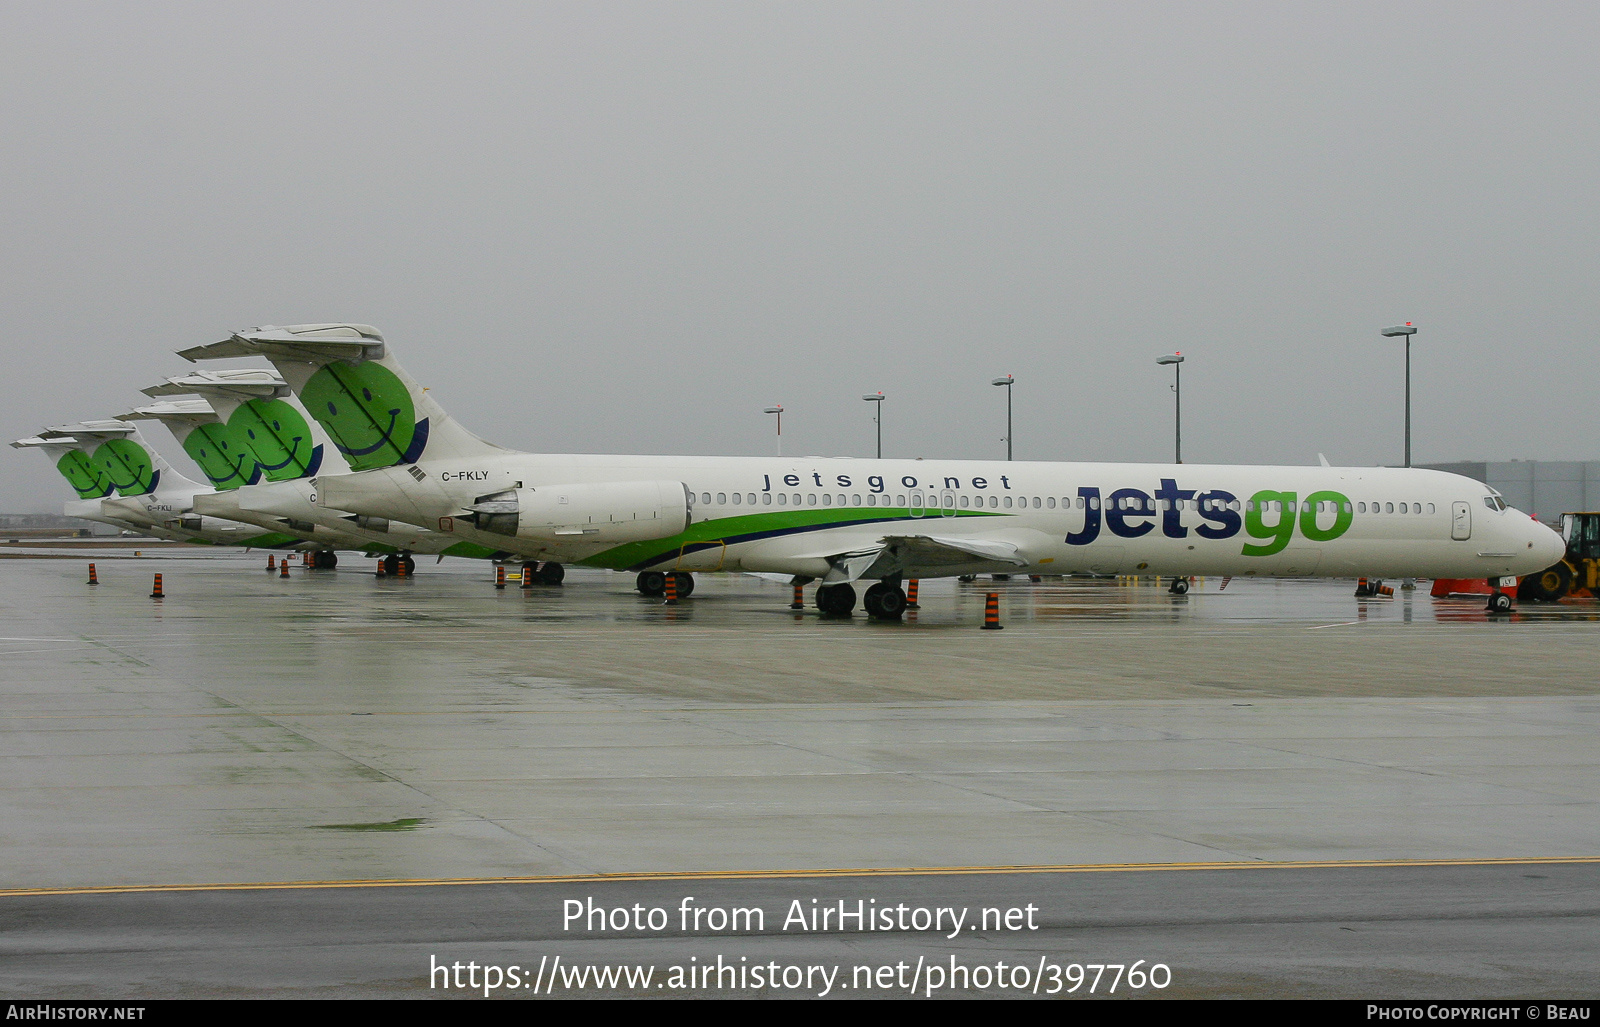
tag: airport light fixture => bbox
[763,405,783,457]
[1380,323,1418,467]
[862,393,884,458]
[991,376,1015,460]
[1155,353,1184,464]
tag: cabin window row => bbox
[690,492,1437,516]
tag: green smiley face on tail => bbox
[56,450,115,499]
[229,398,321,480]
[300,361,425,471]
[182,423,260,490]
[93,438,158,496]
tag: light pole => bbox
[991,376,1014,460]
[861,393,884,458]
[763,405,783,457]
[1380,324,1417,467]
[1156,353,1184,463]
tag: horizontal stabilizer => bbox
[144,368,288,399]
[179,324,384,363]
[41,420,137,441]
[118,400,220,425]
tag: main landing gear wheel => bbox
[1168,577,1189,595]
[957,574,977,583]
[313,551,337,569]
[815,583,857,617]
[670,571,694,598]
[537,562,565,586]
[636,571,667,596]
[1518,562,1573,603]
[1487,591,1514,614]
[863,582,907,621]
[382,555,400,576]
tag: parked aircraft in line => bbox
[174,323,1565,618]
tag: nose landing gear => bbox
[1486,575,1516,614]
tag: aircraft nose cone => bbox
[1526,519,1566,568]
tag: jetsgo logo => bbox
[1064,479,1353,556]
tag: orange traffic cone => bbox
[495,565,506,590]
[790,583,805,610]
[664,572,679,606]
[149,573,164,599]
[87,563,98,585]
[981,592,1003,630]
[279,559,290,579]
[267,555,276,572]
[906,579,920,609]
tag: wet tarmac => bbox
[2,555,1596,997]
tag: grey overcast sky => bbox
[3,1,1597,511]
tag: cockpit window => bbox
[1482,495,1506,512]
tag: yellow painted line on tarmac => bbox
[5,855,1600,899]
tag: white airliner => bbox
[179,324,1565,618]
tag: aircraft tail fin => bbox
[12,434,119,500]
[120,399,265,491]
[39,419,203,497]
[179,324,507,472]
[144,368,337,482]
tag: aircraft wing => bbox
[878,534,1029,569]
[789,533,1031,583]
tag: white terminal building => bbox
[1420,461,1600,524]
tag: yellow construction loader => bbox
[1518,512,1600,601]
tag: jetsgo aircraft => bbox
[180,324,1566,618]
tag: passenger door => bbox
[1451,501,1471,540]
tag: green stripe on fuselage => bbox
[243,533,306,549]
[579,507,1003,570]
[442,540,502,559]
